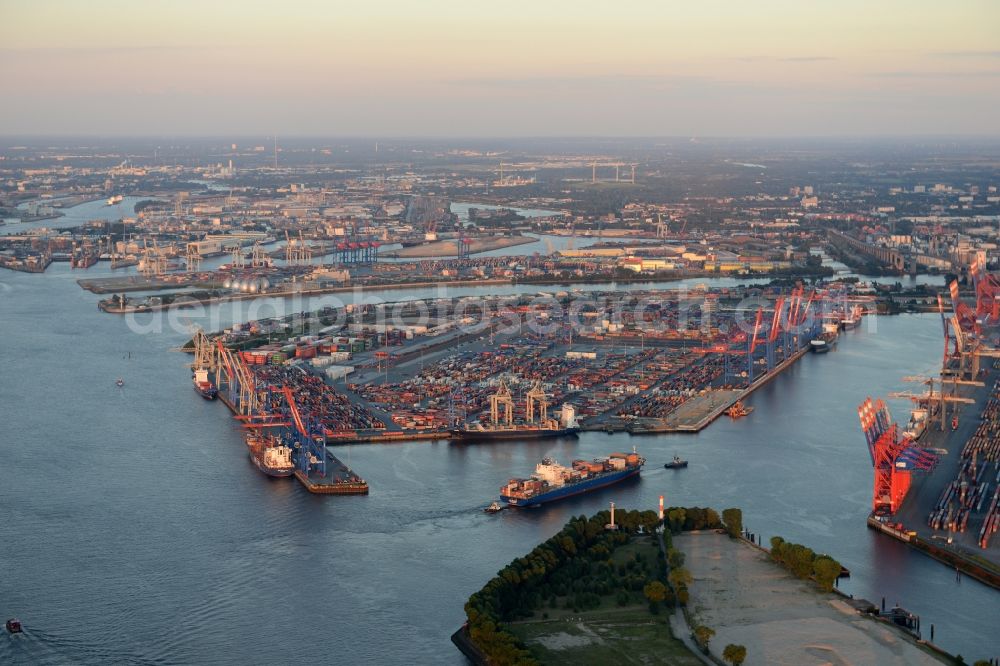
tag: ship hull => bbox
[502,466,640,507]
[249,452,294,477]
[449,427,579,443]
[194,385,218,400]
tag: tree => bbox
[643,580,666,605]
[813,557,842,592]
[770,536,786,562]
[723,643,747,666]
[667,508,687,533]
[704,507,721,528]
[693,625,715,652]
[668,567,692,589]
[722,508,742,539]
[668,548,685,569]
[787,544,815,579]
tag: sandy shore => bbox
[384,235,534,258]
[676,532,947,666]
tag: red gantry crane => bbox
[970,255,1000,324]
[858,397,938,514]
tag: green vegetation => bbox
[663,506,723,534]
[721,507,742,538]
[723,643,747,665]
[508,606,702,666]
[693,624,715,652]
[464,508,719,666]
[769,536,843,592]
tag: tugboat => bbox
[484,501,503,514]
[664,455,688,469]
[726,401,753,419]
[6,618,23,633]
[116,377,124,387]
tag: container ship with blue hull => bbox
[501,450,644,508]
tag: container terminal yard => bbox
[860,270,1000,588]
[187,284,869,495]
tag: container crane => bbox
[970,255,1000,324]
[858,397,938,514]
[489,378,515,427]
[948,279,980,337]
[280,385,327,477]
[525,380,549,424]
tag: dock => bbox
[217,392,369,495]
[628,346,810,434]
[294,448,370,495]
[864,359,1000,589]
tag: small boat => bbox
[484,501,503,514]
[726,401,753,419]
[880,605,920,639]
[116,377,124,387]
[664,455,688,469]
[6,618,22,633]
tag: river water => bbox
[1,202,997,664]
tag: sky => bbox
[1,0,998,137]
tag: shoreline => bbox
[89,268,843,310]
[867,515,1000,591]
[94,278,514,312]
[677,531,956,665]
[381,234,535,258]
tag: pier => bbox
[862,357,1000,589]
[626,345,811,433]
[217,388,369,495]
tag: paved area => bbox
[662,389,742,429]
[677,532,947,666]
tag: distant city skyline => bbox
[1,0,998,137]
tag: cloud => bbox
[778,56,837,62]
[442,74,791,96]
[444,74,680,89]
[870,70,1000,78]
[929,50,1000,58]
[731,56,836,63]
